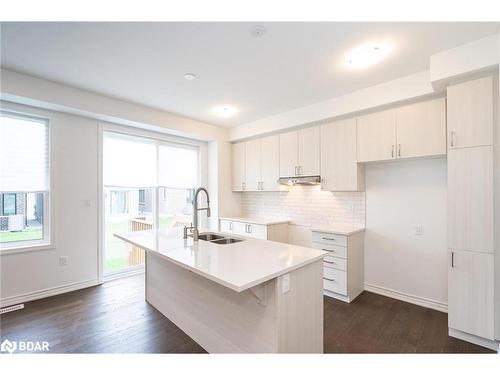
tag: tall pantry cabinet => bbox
[447,76,497,345]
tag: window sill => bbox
[0,243,54,255]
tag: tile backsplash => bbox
[241,186,365,228]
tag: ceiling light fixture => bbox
[184,73,197,80]
[346,43,392,69]
[213,105,237,118]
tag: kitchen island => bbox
[115,227,326,353]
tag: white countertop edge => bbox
[311,226,365,236]
[114,233,325,293]
[219,217,290,225]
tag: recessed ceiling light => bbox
[346,43,392,69]
[213,105,237,118]
[184,73,197,80]
[250,25,266,38]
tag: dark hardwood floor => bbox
[0,274,494,353]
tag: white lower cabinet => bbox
[311,230,364,303]
[448,250,495,340]
[220,219,289,243]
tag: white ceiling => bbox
[1,22,498,127]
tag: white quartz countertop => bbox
[115,227,326,293]
[219,216,290,225]
[311,224,365,236]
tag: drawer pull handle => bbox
[324,277,336,282]
[322,237,335,241]
[322,249,335,252]
[324,260,335,264]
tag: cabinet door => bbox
[356,109,397,162]
[448,250,494,340]
[447,76,494,149]
[298,126,320,176]
[232,142,246,191]
[245,223,268,240]
[260,134,280,191]
[220,220,233,234]
[448,147,494,253]
[279,131,298,177]
[320,118,364,191]
[396,98,446,159]
[244,139,261,191]
[232,221,248,236]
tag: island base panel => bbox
[146,253,323,353]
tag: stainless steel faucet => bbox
[183,187,211,241]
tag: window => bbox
[2,193,17,216]
[110,191,129,215]
[103,131,199,275]
[0,112,50,249]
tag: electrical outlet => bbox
[84,199,91,208]
[281,274,290,294]
[414,224,423,237]
[59,256,68,266]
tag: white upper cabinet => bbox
[279,131,298,177]
[448,146,494,253]
[260,134,280,191]
[232,135,281,192]
[396,98,446,159]
[447,76,494,150]
[356,109,397,162]
[357,98,447,163]
[244,139,261,191]
[297,127,320,176]
[280,127,320,177]
[232,142,246,191]
[321,118,364,191]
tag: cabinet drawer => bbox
[323,255,347,271]
[311,241,347,258]
[311,231,347,246]
[323,267,347,295]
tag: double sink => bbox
[189,232,244,245]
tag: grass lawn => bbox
[0,228,43,243]
[104,216,179,273]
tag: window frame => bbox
[99,124,203,279]
[0,109,52,254]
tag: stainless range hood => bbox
[278,175,321,186]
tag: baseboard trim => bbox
[364,283,448,313]
[449,328,499,351]
[0,279,100,308]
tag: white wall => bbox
[0,70,239,305]
[1,103,100,305]
[364,158,448,311]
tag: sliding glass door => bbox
[102,131,199,277]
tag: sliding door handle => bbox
[451,251,455,268]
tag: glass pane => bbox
[158,188,194,229]
[104,187,153,274]
[0,113,49,191]
[158,145,198,189]
[103,132,157,187]
[0,192,44,244]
